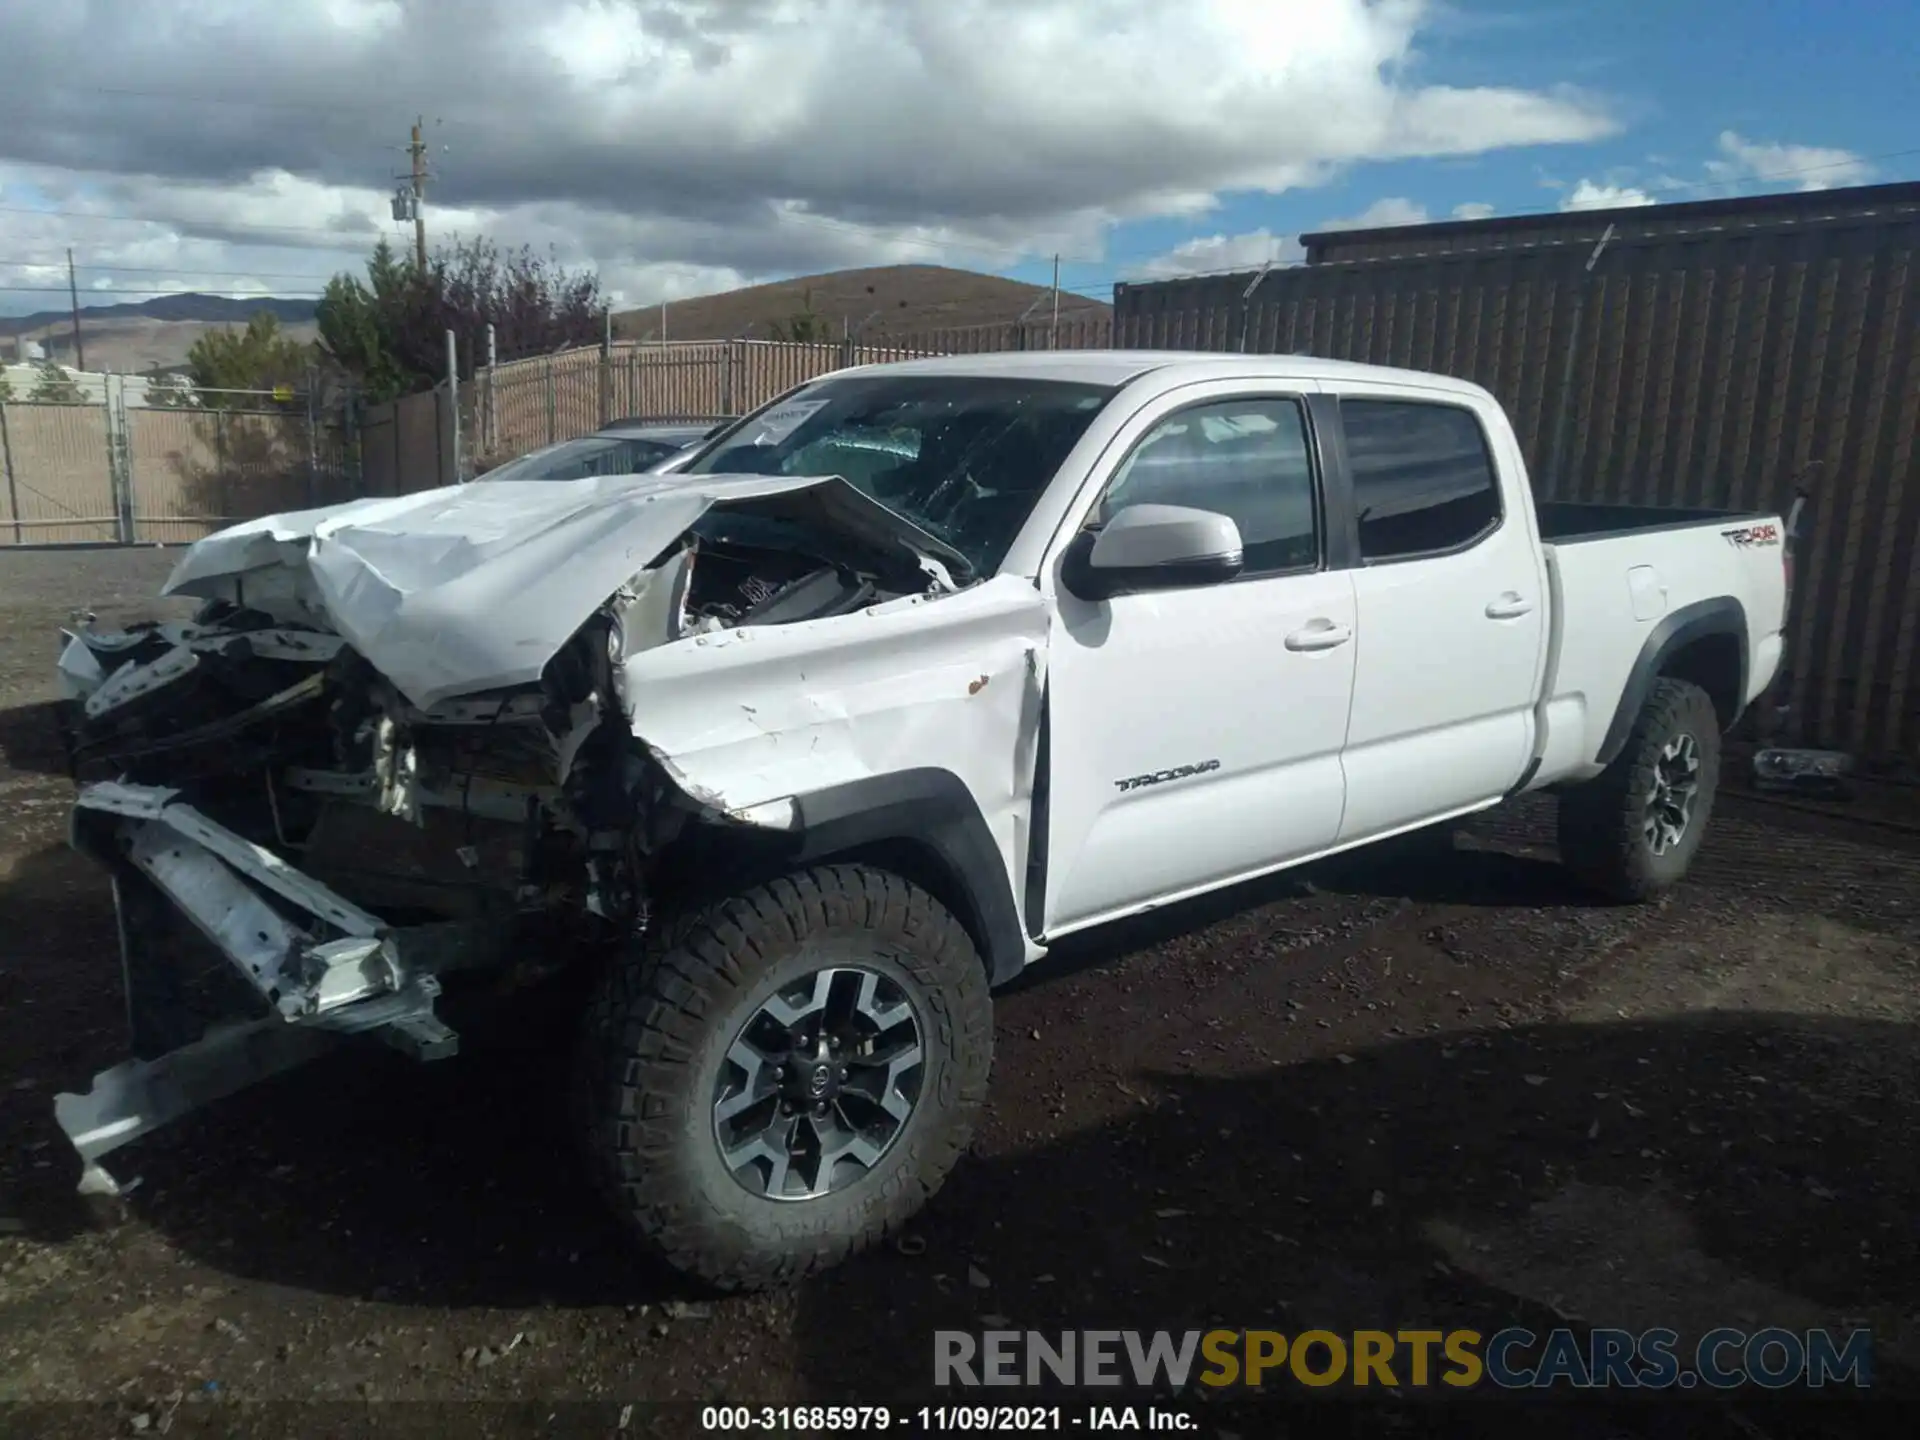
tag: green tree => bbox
[314,239,415,403]
[0,367,12,402]
[185,312,313,409]
[317,236,603,401]
[768,288,831,344]
[28,361,85,404]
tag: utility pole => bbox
[408,118,429,269]
[1050,254,1061,349]
[66,248,86,371]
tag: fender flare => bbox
[784,768,1027,988]
[1594,597,1749,768]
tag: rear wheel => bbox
[573,864,993,1292]
[1557,677,1722,903]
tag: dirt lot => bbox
[2,547,1917,1438]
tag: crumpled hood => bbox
[161,472,964,711]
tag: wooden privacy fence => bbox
[1,387,354,545]
[461,327,1116,479]
[1115,212,1920,763]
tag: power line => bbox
[0,201,381,245]
[0,257,343,281]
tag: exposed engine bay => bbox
[65,529,919,938]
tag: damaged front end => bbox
[51,473,960,1196]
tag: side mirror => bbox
[1060,503,1244,603]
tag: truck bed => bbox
[1535,500,1767,543]
[1525,502,1790,791]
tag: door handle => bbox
[1285,620,1353,652]
[1485,593,1534,620]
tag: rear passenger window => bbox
[1098,398,1318,574]
[1341,400,1501,561]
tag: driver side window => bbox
[1096,396,1320,575]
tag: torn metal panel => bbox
[56,629,107,699]
[54,1018,340,1183]
[623,574,1051,901]
[73,783,419,1018]
[60,622,346,707]
[123,818,308,996]
[53,776,491,1196]
[606,542,694,673]
[299,937,405,1016]
[132,795,386,939]
[158,472,973,711]
[84,643,200,720]
[71,779,179,821]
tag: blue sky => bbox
[1016,0,1914,299]
[0,0,1910,320]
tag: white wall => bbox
[0,363,199,406]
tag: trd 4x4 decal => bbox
[1722,522,1781,548]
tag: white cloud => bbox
[1547,132,1878,221]
[1708,132,1877,192]
[1136,229,1305,279]
[0,0,1616,317]
[1138,191,1515,279]
[1560,179,1656,211]
[1318,196,1437,230]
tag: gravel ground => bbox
[2,546,1917,1439]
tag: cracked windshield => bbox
[683,375,1114,574]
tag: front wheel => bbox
[573,864,994,1292]
[1557,677,1722,903]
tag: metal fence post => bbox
[446,329,462,484]
[105,375,135,543]
[599,310,613,426]
[214,407,230,527]
[722,341,736,415]
[304,370,320,507]
[0,401,19,545]
[545,355,557,445]
[485,323,498,454]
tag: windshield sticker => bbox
[741,398,831,446]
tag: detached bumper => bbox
[54,782,474,1196]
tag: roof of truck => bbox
[834,348,1487,397]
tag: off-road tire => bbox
[1557,677,1722,903]
[572,863,994,1293]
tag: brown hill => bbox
[7,315,320,375]
[613,264,1111,344]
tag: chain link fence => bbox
[1,383,356,546]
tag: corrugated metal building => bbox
[1111,182,1920,765]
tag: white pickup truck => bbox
[52,351,1794,1292]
